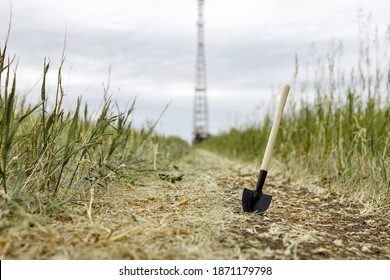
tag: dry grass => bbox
[1,149,389,259]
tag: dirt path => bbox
[1,149,389,259]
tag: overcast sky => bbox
[1,0,390,142]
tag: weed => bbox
[0,31,189,223]
[201,14,390,211]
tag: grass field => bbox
[200,20,390,214]
[0,34,190,230]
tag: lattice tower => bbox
[193,0,209,143]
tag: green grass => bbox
[0,32,189,225]
[201,18,390,212]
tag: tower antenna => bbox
[193,0,209,143]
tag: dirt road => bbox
[1,149,389,259]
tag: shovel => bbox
[242,84,290,214]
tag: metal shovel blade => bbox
[242,188,272,214]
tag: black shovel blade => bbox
[242,188,272,214]
[252,193,272,214]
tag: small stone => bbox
[361,245,371,253]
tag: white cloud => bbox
[1,0,390,142]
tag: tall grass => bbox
[0,33,189,222]
[202,15,390,211]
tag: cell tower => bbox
[193,0,209,144]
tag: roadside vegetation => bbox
[0,31,189,229]
[201,14,390,213]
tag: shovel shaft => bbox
[261,84,290,171]
[255,169,268,192]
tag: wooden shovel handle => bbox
[260,84,290,171]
